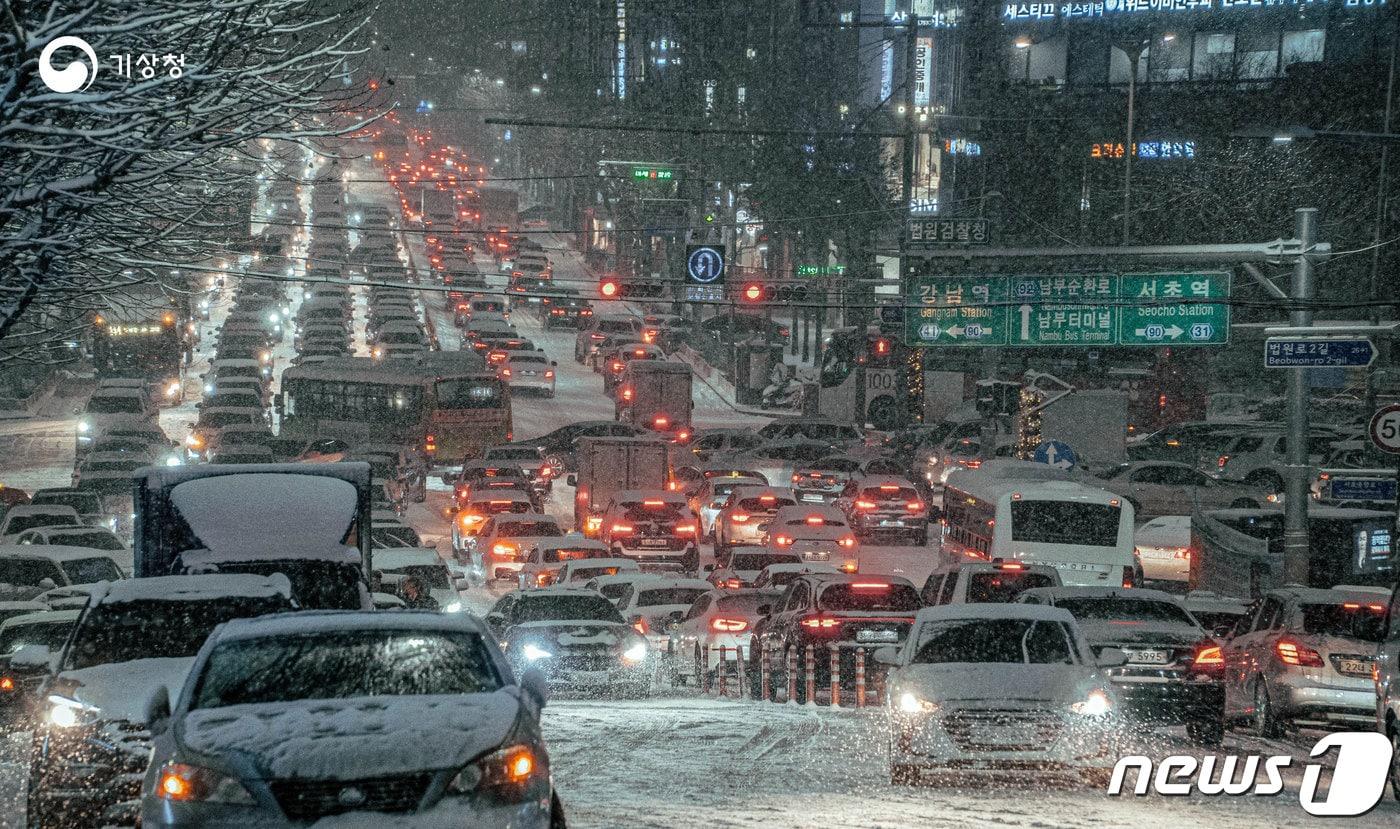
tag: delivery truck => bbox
[569,437,670,536]
[616,361,694,443]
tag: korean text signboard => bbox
[905,217,991,248]
[906,271,1231,347]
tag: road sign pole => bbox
[1284,207,1318,586]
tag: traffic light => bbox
[599,277,661,299]
[773,283,808,303]
[739,281,809,303]
[599,277,620,299]
[741,282,768,303]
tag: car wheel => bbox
[890,763,920,786]
[1187,714,1224,747]
[550,791,568,829]
[1247,471,1284,493]
[1254,679,1283,738]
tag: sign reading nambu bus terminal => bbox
[905,271,1231,347]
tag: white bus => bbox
[941,467,1138,588]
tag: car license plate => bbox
[878,519,905,527]
[1336,658,1372,677]
[856,628,899,643]
[638,538,669,548]
[522,370,537,376]
[1123,649,1169,665]
[971,725,1023,746]
[800,494,825,502]
[566,670,610,685]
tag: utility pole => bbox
[1366,23,1397,420]
[1284,207,1318,585]
[901,15,918,230]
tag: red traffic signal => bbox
[742,283,764,302]
[599,278,620,299]
[873,337,891,356]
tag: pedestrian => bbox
[400,575,439,611]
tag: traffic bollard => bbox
[717,646,728,697]
[804,645,816,704]
[786,646,797,703]
[701,645,711,694]
[829,648,841,707]
[855,647,866,708]
[736,645,748,698]
[761,643,771,702]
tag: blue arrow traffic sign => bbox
[1264,337,1375,369]
[1033,439,1077,470]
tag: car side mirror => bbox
[755,604,771,617]
[519,667,549,709]
[566,474,577,487]
[37,578,56,590]
[551,360,558,367]
[872,645,901,667]
[145,686,172,736]
[1097,647,1129,668]
[485,611,505,629]
[10,644,53,671]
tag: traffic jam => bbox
[5,5,1400,828]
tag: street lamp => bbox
[1112,37,1150,244]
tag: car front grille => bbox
[270,774,431,820]
[939,708,1063,752]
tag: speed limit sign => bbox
[1368,404,1400,455]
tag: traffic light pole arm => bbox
[908,239,1331,263]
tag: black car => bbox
[542,291,594,329]
[1017,586,1227,745]
[514,421,644,473]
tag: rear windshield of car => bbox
[1300,603,1387,642]
[67,596,294,669]
[731,552,801,571]
[1053,598,1197,627]
[737,497,794,513]
[190,631,500,709]
[597,320,636,334]
[380,564,451,589]
[29,493,102,514]
[1009,501,1121,547]
[472,500,531,515]
[637,588,707,608]
[61,557,122,584]
[808,458,861,473]
[0,620,76,655]
[512,595,624,624]
[86,395,144,414]
[913,619,1077,665]
[371,526,421,549]
[497,521,562,538]
[966,572,1057,603]
[819,583,921,612]
[543,548,609,563]
[5,513,78,534]
[860,486,920,503]
[624,504,686,521]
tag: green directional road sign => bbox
[1118,272,1231,345]
[903,270,1232,347]
[906,276,1011,346]
[1007,274,1119,347]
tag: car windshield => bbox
[511,595,624,624]
[189,630,501,709]
[966,572,1058,603]
[0,620,76,654]
[66,596,294,669]
[1052,598,1198,626]
[860,486,920,503]
[497,521,561,537]
[47,531,126,552]
[636,588,707,607]
[1009,501,1122,547]
[1300,603,1387,642]
[29,493,102,514]
[5,513,77,533]
[819,583,921,612]
[737,497,794,513]
[86,395,143,414]
[913,618,1078,665]
[371,526,421,549]
[472,500,531,515]
[624,504,686,521]
[731,552,800,571]
[61,557,122,583]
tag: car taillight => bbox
[611,523,634,534]
[674,523,697,535]
[1121,566,1135,589]
[792,474,802,483]
[610,361,624,373]
[424,434,437,453]
[501,368,512,377]
[854,499,876,510]
[675,430,690,443]
[459,513,486,529]
[838,535,857,548]
[774,534,794,547]
[799,616,840,633]
[1217,454,1230,469]
[1275,638,1325,667]
[632,616,648,635]
[1192,641,1226,676]
[539,465,553,478]
[711,617,749,632]
[621,387,633,402]
[536,572,554,586]
[906,500,924,512]
[730,513,749,523]
[0,676,14,693]
[591,333,605,340]
[653,416,670,429]
[545,370,554,379]
[723,578,743,589]
[492,542,519,559]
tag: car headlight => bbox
[165,381,181,398]
[896,691,938,715]
[442,601,463,613]
[163,453,183,467]
[203,383,215,395]
[77,420,91,434]
[521,643,552,661]
[1071,689,1112,717]
[155,762,255,804]
[448,744,543,798]
[47,694,100,728]
[622,641,647,664]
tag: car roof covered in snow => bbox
[373,548,445,569]
[0,609,81,629]
[914,602,1076,624]
[92,573,292,605]
[1017,586,1182,604]
[630,577,713,592]
[211,609,488,643]
[0,544,120,563]
[517,586,609,599]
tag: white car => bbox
[140,611,559,828]
[881,603,1125,785]
[761,505,859,572]
[516,536,612,590]
[581,569,650,603]
[670,588,779,683]
[1133,515,1191,584]
[373,547,462,612]
[613,577,714,652]
[474,514,565,581]
[749,562,841,590]
[0,506,81,543]
[706,548,803,589]
[500,351,556,397]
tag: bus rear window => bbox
[1009,501,1121,547]
[435,378,503,409]
[966,571,1056,603]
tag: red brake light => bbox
[854,499,877,510]
[545,370,555,379]
[710,617,749,632]
[0,676,14,692]
[1193,642,1225,668]
[492,542,519,559]
[792,474,802,483]
[1275,638,1324,667]
[799,616,840,633]
[643,499,664,507]
[632,617,648,634]
[1217,454,1230,469]
[674,523,697,535]
[995,561,1024,571]
[653,416,670,428]
[906,500,924,512]
[838,536,857,548]
[501,368,512,377]
[759,495,776,503]
[805,515,825,525]
[723,578,743,589]
[610,523,634,534]
[850,582,889,591]
[730,513,750,523]
[878,484,900,492]
[774,534,794,547]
